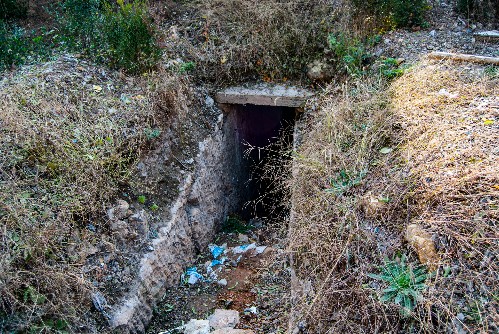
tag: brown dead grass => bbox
[0,57,197,332]
[289,61,498,332]
[159,0,348,85]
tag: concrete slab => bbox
[474,30,499,42]
[216,83,314,107]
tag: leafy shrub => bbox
[368,255,429,316]
[0,0,28,20]
[351,0,429,29]
[102,0,161,73]
[57,0,161,74]
[0,21,52,71]
[56,0,103,52]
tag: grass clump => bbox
[57,0,161,74]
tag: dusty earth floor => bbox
[146,223,291,334]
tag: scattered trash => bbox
[255,246,267,254]
[185,267,204,285]
[238,233,249,243]
[244,306,258,315]
[210,258,226,267]
[217,278,227,286]
[232,243,256,254]
[209,244,225,259]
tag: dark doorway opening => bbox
[233,105,296,220]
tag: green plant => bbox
[0,21,53,71]
[102,0,161,73]
[145,128,161,139]
[150,203,159,211]
[222,214,250,233]
[56,0,161,73]
[328,33,370,76]
[179,61,195,74]
[368,255,429,316]
[380,57,404,79]
[484,65,498,78]
[325,169,367,195]
[137,195,146,204]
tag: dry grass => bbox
[159,0,347,85]
[0,56,197,332]
[288,61,498,332]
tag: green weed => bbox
[368,254,429,316]
[179,61,195,74]
[325,169,367,195]
[380,57,405,79]
[328,33,370,77]
[222,214,251,233]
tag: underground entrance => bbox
[216,84,313,221]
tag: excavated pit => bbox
[110,84,312,333]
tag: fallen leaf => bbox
[483,119,494,125]
[380,147,393,154]
[92,85,102,93]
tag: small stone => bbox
[208,309,239,330]
[184,319,210,334]
[238,234,249,243]
[306,60,334,81]
[129,210,149,235]
[107,200,130,221]
[406,224,438,269]
[205,96,215,107]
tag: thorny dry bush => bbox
[0,56,198,332]
[159,0,348,85]
[288,61,498,333]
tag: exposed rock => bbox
[109,220,131,240]
[129,210,149,235]
[306,60,334,81]
[238,233,249,243]
[184,319,210,334]
[107,200,130,221]
[208,309,239,330]
[405,224,438,269]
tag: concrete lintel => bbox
[216,84,314,107]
